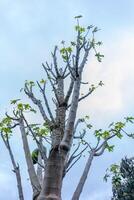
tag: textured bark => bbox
[19,119,41,197]
[37,152,43,185]
[71,152,94,200]
[61,78,81,149]
[61,48,90,150]
[38,148,67,200]
[15,166,24,200]
[52,74,66,147]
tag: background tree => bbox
[106,157,134,200]
[0,16,134,200]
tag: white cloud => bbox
[78,30,134,122]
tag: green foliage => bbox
[25,80,35,87]
[0,117,13,137]
[60,46,73,61]
[31,146,46,164]
[95,52,104,62]
[105,144,115,152]
[108,158,134,200]
[31,148,39,164]
[75,25,85,33]
[30,122,50,138]
[125,117,134,123]
[10,99,37,115]
[11,99,21,105]
[98,81,104,86]
[74,15,83,19]
[40,79,46,84]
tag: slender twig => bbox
[42,63,60,104]
[37,81,55,123]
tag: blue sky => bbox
[0,0,134,199]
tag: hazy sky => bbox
[0,1,134,200]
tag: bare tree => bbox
[0,16,133,200]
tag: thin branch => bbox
[73,118,84,136]
[42,63,60,104]
[71,150,95,200]
[66,155,81,174]
[45,61,57,79]
[78,88,94,102]
[37,81,55,123]
[22,115,47,163]
[66,144,88,173]
[51,46,60,76]
[64,78,74,104]
[1,133,24,200]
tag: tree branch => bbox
[1,133,24,200]
[71,150,95,200]
[24,83,52,126]
[37,81,55,123]
[19,118,41,197]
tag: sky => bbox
[0,0,134,199]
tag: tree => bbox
[0,16,134,200]
[108,157,134,200]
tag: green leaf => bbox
[11,99,21,105]
[87,124,92,129]
[75,25,85,33]
[102,131,110,139]
[106,144,115,152]
[95,53,104,62]
[110,164,119,174]
[66,47,72,53]
[17,103,23,110]
[116,132,123,139]
[1,127,12,134]
[40,79,46,84]
[98,81,104,86]
[29,81,35,86]
[2,117,12,125]
[85,115,90,119]
[74,15,83,19]
[94,129,102,139]
[125,117,134,123]
[30,108,37,113]
[96,41,103,46]
[114,122,125,131]
[39,128,49,136]
[62,55,67,61]
[24,104,30,110]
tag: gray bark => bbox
[19,119,41,197]
[1,134,24,200]
[37,152,43,185]
[71,151,94,200]
[37,148,66,200]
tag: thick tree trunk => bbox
[38,148,67,200]
[71,152,94,200]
